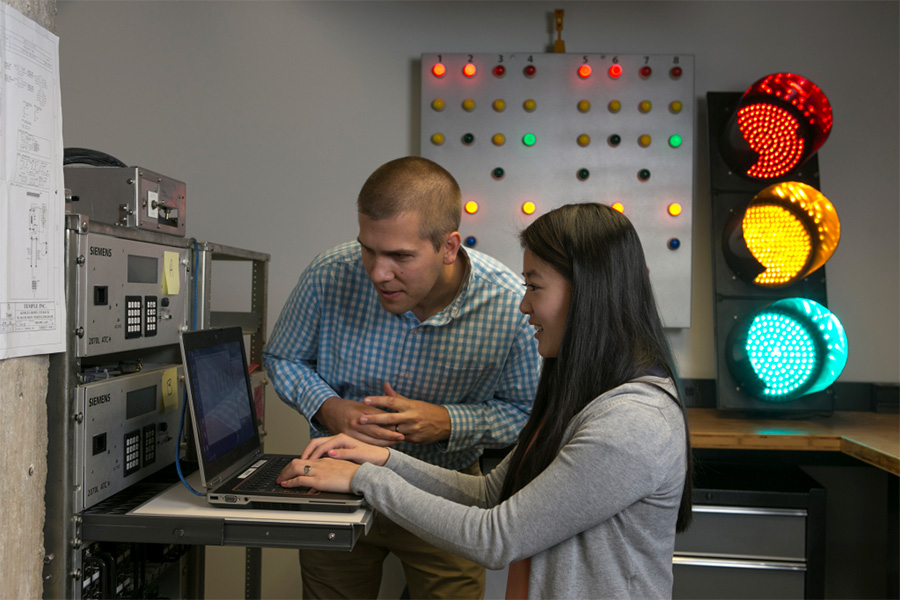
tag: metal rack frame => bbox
[44,216,323,599]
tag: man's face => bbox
[358,211,450,318]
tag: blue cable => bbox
[176,238,205,496]
[176,389,204,496]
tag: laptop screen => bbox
[185,340,256,462]
[181,327,261,486]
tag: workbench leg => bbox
[246,547,262,599]
[889,475,898,599]
[182,546,205,598]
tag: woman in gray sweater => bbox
[279,203,693,599]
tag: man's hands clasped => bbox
[315,382,451,446]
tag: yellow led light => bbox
[608,100,622,113]
[668,203,683,217]
[612,202,625,213]
[464,200,479,214]
[492,133,506,146]
[638,134,652,147]
[493,99,506,112]
[522,202,536,215]
[741,182,841,288]
[577,134,591,147]
[431,98,445,112]
[577,99,591,113]
[523,99,537,112]
[430,133,445,146]
[743,204,812,286]
[462,98,476,112]
[639,100,653,113]
[669,100,683,114]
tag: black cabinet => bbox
[674,463,825,599]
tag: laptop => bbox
[179,326,366,513]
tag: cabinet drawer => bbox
[673,557,806,599]
[675,505,807,560]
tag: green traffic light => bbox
[727,298,848,402]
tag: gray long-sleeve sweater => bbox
[351,376,687,599]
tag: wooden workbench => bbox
[687,408,900,476]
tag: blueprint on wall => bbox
[0,3,65,359]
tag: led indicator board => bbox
[421,52,695,327]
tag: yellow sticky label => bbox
[161,367,179,413]
[164,251,180,295]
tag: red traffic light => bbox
[719,73,832,180]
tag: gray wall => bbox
[53,2,899,598]
[55,0,900,384]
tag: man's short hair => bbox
[357,157,462,250]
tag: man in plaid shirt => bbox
[263,156,540,599]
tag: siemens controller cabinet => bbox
[74,230,190,356]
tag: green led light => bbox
[522,133,537,147]
[745,313,817,397]
[669,134,683,148]
[726,298,848,402]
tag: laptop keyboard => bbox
[235,456,313,494]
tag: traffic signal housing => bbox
[708,73,847,414]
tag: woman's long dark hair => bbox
[499,203,693,531]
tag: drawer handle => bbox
[673,556,806,571]
[692,505,807,517]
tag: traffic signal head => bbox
[719,73,833,180]
[726,298,848,402]
[708,73,845,414]
[722,182,840,288]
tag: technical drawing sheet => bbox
[0,4,65,358]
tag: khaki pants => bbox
[299,462,485,600]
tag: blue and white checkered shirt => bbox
[263,241,541,470]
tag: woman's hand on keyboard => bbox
[276,457,359,494]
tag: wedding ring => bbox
[303,464,311,476]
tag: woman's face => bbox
[519,248,572,358]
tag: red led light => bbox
[431,63,446,78]
[745,73,833,142]
[736,103,805,178]
[493,65,506,78]
[608,64,622,79]
[462,63,477,78]
[524,64,537,78]
[720,72,833,180]
[577,64,592,79]
[639,66,652,79]
[670,66,683,79]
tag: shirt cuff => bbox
[301,382,341,436]
[442,403,478,453]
